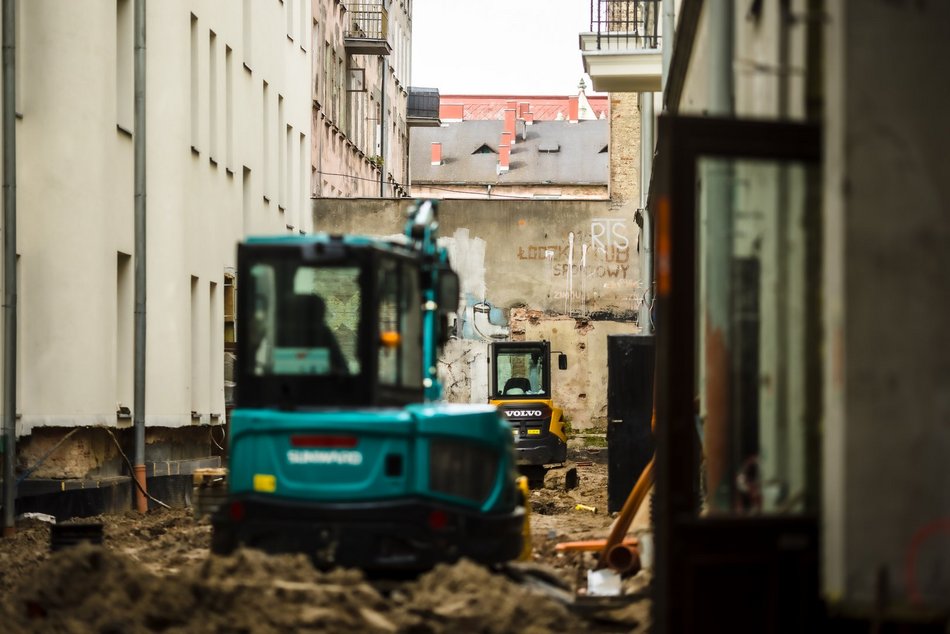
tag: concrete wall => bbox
[2,2,310,466]
[313,197,641,427]
[823,0,950,609]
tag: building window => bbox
[225,45,234,171]
[286,0,294,41]
[15,0,24,115]
[191,275,201,414]
[284,123,293,215]
[116,252,133,411]
[278,94,285,210]
[209,30,218,163]
[190,13,199,151]
[116,0,133,132]
[262,81,270,200]
[299,132,307,231]
[323,42,331,111]
[242,0,252,69]
[209,280,218,418]
[311,19,319,101]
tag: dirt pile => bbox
[0,462,648,632]
[0,544,585,634]
[399,559,582,634]
[0,516,52,595]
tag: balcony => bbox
[580,0,662,92]
[344,2,391,56]
[407,87,441,127]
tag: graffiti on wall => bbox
[515,217,638,315]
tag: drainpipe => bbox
[133,0,148,513]
[638,92,654,333]
[378,56,385,197]
[2,0,16,537]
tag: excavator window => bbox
[248,262,360,377]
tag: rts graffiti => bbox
[514,217,638,315]
[518,218,632,276]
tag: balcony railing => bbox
[344,2,391,55]
[590,0,661,50]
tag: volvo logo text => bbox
[505,409,543,418]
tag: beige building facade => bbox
[4,1,311,478]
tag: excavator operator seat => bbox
[503,377,531,396]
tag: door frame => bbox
[650,114,822,632]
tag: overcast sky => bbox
[410,0,598,96]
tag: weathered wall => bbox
[823,0,950,610]
[315,198,640,316]
[313,198,641,428]
[608,93,640,209]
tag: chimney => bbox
[430,142,442,166]
[568,96,579,123]
[504,108,517,145]
[518,102,529,119]
[524,111,534,126]
[501,131,513,150]
[440,103,464,122]
[498,144,510,173]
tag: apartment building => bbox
[2,2,311,499]
[311,0,413,199]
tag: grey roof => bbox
[410,119,608,186]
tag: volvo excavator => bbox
[488,340,571,486]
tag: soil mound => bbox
[1,544,583,634]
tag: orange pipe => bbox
[598,455,654,568]
[134,464,148,513]
[605,542,641,575]
[555,537,637,553]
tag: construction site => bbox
[3,1,950,633]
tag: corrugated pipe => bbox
[133,0,148,513]
[2,0,17,538]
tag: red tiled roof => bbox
[439,94,609,121]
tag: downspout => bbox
[1,0,16,537]
[637,92,654,333]
[378,56,385,197]
[133,0,148,513]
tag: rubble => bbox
[0,462,649,633]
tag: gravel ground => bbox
[0,461,650,633]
